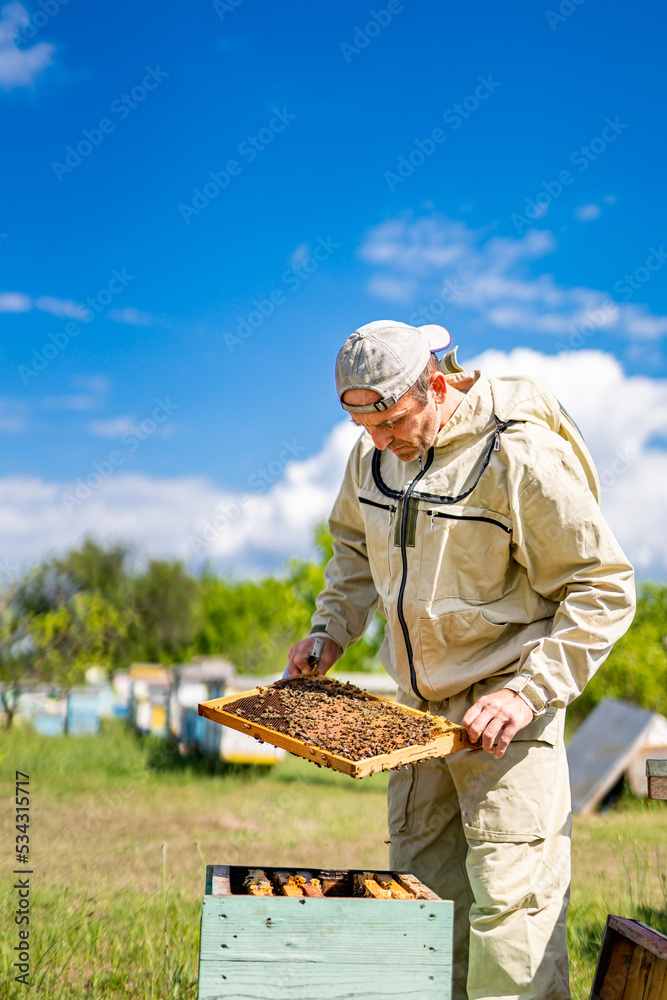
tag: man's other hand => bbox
[462,689,534,759]
[286,636,341,677]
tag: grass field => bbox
[1,721,666,999]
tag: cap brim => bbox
[417,324,452,352]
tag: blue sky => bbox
[1,0,667,580]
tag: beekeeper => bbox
[287,320,635,1000]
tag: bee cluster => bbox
[225,675,440,761]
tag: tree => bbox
[0,555,134,727]
[125,559,202,664]
[287,523,386,672]
[570,583,667,725]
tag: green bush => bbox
[570,583,667,726]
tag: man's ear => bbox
[431,371,448,402]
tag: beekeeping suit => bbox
[310,350,635,1000]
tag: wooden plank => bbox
[624,942,647,1000]
[590,932,633,1000]
[199,687,470,779]
[642,951,667,1000]
[198,962,452,999]
[199,895,453,965]
[647,760,667,800]
[648,776,667,800]
[642,952,667,1000]
[608,917,667,961]
[394,871,441,901]
[208,864,230,897]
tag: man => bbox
[287,320,635,1000]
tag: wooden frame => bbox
[590,915,667,1000]
[198,686,470,778]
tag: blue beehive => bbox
[33,713,65,736]
[197,865,453,999]
[66,691,101,735]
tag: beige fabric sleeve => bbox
[310,437,379,652]
[503,428,635,711]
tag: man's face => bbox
[344,386,441,462]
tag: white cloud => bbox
[0,2,54,90]
[0,290,88,320]
[40,394,100,412]
[108,307,154,327]
[88,416,135,437]
[0,353,665,581]
[0,422,362,578]
[0,291,31,312]
[466,348,667,578]
[288,243,310,268]
[34,295,89,320]
[575,203,601,222]
[367,275,417,303]
[0,397,26,433]
[358,213,667,343]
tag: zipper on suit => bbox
[426,509,512,534]
[359,496,397,524]
[397,448,433,701]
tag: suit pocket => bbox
[387,763,417,836]
[418,608,517,665]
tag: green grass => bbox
[1,720,666,998]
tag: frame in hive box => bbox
[197,864,454,1000]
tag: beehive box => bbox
[647,759,667,800]
[590,915,667,999]
[198,864,453,1000]
[198,675,470,778]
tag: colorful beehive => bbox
[198,864,453,999]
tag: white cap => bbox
[335,321,451,413]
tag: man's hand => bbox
[462,689,533,759]
[286,636,341,677]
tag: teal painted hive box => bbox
[198,864,453,1000]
